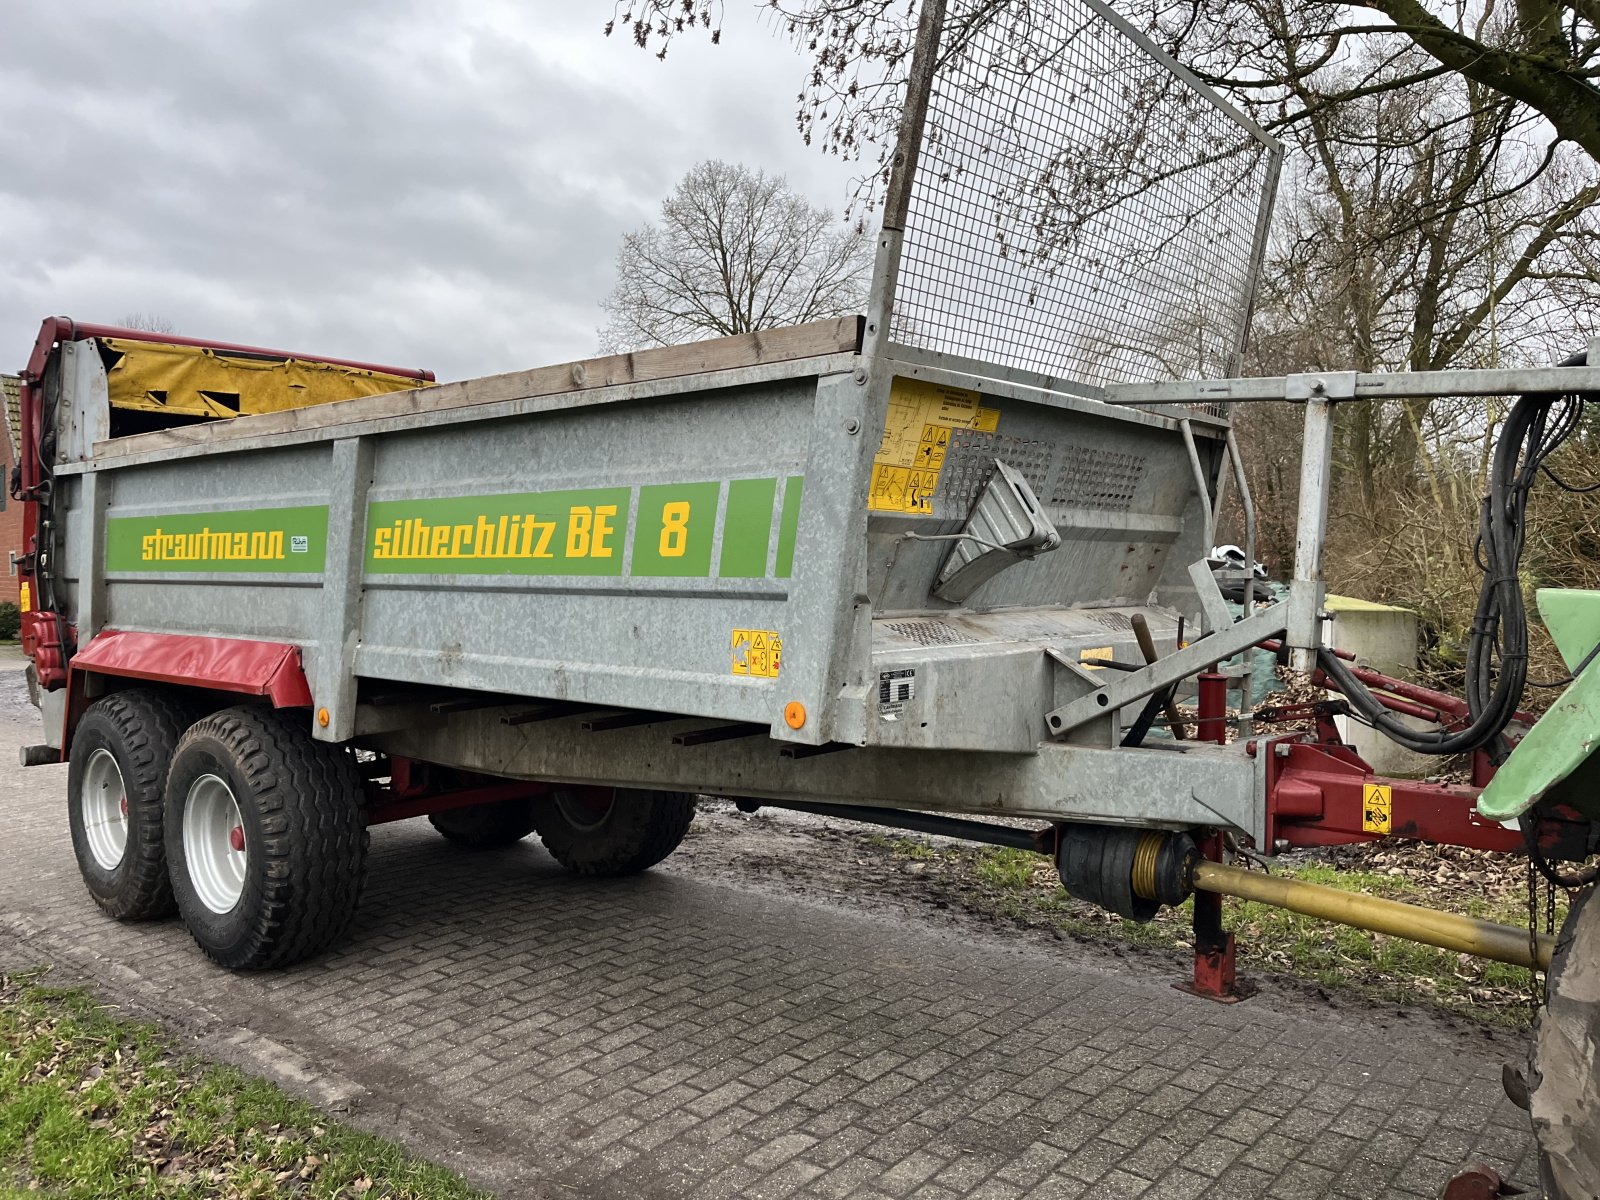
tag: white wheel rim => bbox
[80,747,129,871]
[555,789,615,832]
[183,773,248,914]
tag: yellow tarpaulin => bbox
[101,338,426,418]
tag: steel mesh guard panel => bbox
[887,1,1279,387]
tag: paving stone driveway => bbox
[0,708,1538,1198]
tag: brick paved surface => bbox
[0,695,1539,1197]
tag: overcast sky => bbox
[0,2,860,382]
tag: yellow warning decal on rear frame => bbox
[1362,783,1392,834]
[869,377,999,514]
[731,629,782,678]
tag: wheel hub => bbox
[554,787,615,832]
[79,748,129,871]
[183,773,248,914]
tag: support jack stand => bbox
[1174,838,1254,1003]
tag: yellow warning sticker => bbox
[1078,645,1113,671]
[869,377,1000,514]
[1362,783,1392,834]
[731,629,782,678]
[18,582,30,613]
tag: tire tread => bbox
[533,789,694,876]
[169,707,367,969]
[429,796,538,849]
[69,689,200,920]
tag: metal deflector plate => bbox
[1478,589,1600,822]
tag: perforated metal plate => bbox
[882,619,981,648]
[1050,446,1148,512]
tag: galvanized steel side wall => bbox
[56,355,1219,754]
[863,389,1217,614]
[59,373,862,743]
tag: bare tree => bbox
[1251,43,1599,481]
[117,313,176,334]
[1161,0,1600,162]
[599,160,872,351]
[607,1,1600,167]
[1221,38,1600,649]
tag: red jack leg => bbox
[1174,836,1249,1003]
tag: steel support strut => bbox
[1287,390,1338,672]
[1045,599,1288,735]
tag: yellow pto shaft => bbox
[1189,860,1554,971]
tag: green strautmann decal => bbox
[102,479,804,580]
[106,506,329,573]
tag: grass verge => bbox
[0,969,486,1199]
[867,834,1559,1027]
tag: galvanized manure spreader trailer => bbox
[13,0,1600,1192]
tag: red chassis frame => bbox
[1248,707,1589,870]
[56,632,1538,854]
[1177,654,1595,1001]
[1255,722,1522,854]
[59,630,549,825]
[1247,639,1545,854]
[362,756,553,827]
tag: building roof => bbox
[0,375,18,462]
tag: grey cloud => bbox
[0,2,858,382]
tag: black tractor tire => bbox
[532,788,695,876]
[1530,881,1600,1199]
[429,795,539,849]
[67,689,199,921]
[164,706,368,970]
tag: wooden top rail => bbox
[89,316,865,461]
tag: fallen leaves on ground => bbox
[0,971,485,1199]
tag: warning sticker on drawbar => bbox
[878,669,916,720]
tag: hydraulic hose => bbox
[1320,349,1590,758]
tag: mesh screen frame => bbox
[880,0,1282,396]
